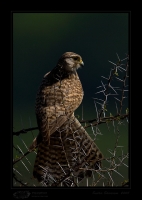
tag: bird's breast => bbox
[61,76,83,109]
[36,74,83,117]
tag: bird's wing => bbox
[35,71,83,143]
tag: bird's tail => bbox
[33,116,103,186]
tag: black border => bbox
[11,10,131,198]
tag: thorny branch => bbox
[13,144,22,154]
[13,147,37,165]
[13,113,128,136]
[118,55,129,115]
[13,127,38,136]
[83,113,128,129]
[13,172,28,187]
[51,171,76,187]
[79,153,128,173]
[94,54,129,121]
[13,54,129,186]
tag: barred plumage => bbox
[31,52,103,186]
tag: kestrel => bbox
[31,52,103,186]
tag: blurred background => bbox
[13,12,129,186]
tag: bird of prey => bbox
[30,52,103,186]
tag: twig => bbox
[13,127,38,136]
[13,113,128,136]
[13,147,37,165]
[13,172,28,187]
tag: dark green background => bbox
[13,12,129,186]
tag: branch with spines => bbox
[93,53,129,122]
[79,152,128,186]
[13,54,129,186]
[13,172,28,187]
[13,112,128,136]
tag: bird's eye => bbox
[74,57,79,61]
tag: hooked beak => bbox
[80,60,84,67]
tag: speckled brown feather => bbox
[32,52,103,186]
[33,116,103,185]
[35,67,83,143]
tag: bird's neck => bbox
[51,65,77,81]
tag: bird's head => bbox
[57,52,84,73]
